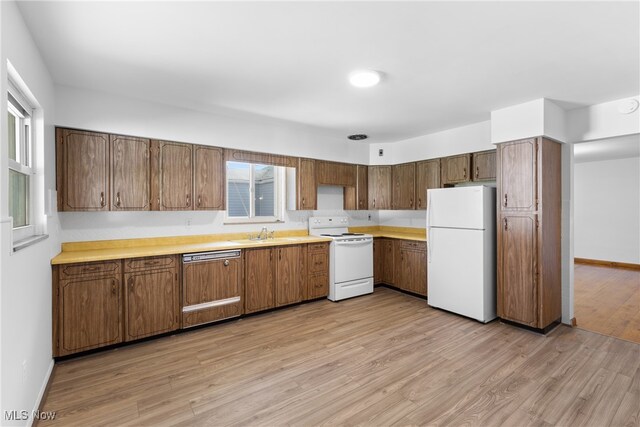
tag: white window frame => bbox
[7,80,35,242]
[224,162,285,224]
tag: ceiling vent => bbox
[348,134,368,141]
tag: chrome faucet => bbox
[258,227,268,240]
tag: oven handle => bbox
[334,239,373,246]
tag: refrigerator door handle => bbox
[427,191,432,263]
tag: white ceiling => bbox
[574,134,640,163]
[17,1,640,143]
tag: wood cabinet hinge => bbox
[536,217,540,228]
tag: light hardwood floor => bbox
[40,288,639,426]
[575,263,640,343]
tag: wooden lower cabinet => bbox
[374,238,426,296]
[125,255,179,339]
[54,261,123,357]
[393,241,427,296]
[245,245,307,313]
[498,214,537,326]
[245,248,276,313]
[307,243,329,299]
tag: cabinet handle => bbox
[504,193,508,207]
[186,194,191,207]
[116,192,121,207]
[223,260,229,267]
[270,250,273,261]
[144,260,161,266]
[128,277,133,291]
[373,198,376,208]
[197,195,202,207]
[476,166,479,179]
[279,250,282,261]
[409,198,413,207]
[82,266,100,273]
[463,168,467,179]
[302,197,306,207]
[100,192,105,207]
[111,280,117,295]
[504,218,508,230]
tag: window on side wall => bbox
[7,84,34,242]
[225,161,284,223]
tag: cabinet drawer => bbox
[308,242,329,253]
[60,260,121,279]
[308,273,328,299]
[308,251,328,273]
[399,241,426,252]
[125,255,176,272]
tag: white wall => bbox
[0,1,59,425]
[574,156,640,264]
[369,121,492,165]
[568,96,640,142]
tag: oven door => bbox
[333,238,374,284]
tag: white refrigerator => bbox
[426,186,496,323]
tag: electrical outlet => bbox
[368,214,372,221]
[378,149,384,156]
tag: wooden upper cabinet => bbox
[442,154,471,185]
[356,165,368,210]
[56,128,110,211]
[472,150,496,182]
[316,161,356,187]
[392,162,416,210]
[194,146,225,210]
[157,141,193,210]
[368,165,392,210]
[415,159,441,210]
[110,135,151,211]
[245,248,276,314]
[498,214,538,326]
[297,158,317,210]
[224,148,297,168]
[498,139,537,211]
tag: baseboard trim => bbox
[571,317,577,327]
[29,359,55,427]
[575,258,640,271]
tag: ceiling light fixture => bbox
[349,70,381,88]
[348,134,368,141]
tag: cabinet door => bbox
[498,214,538,326]
[368,166,392,209]
[415,159,441,210]
[59,275,122,355]
[194,146,225,210]
[125,268,178,340]
[381,239,395,284]
[442,154,471,185]
[356,165,368,210]
[392,163,416,209]
[498,139,537,211]
[245,248,276,313]
[57,128,109,211]
[159,141,193,210]
[111,135,150,210]
[472,150,496,182]
[298,158,317,210]
[373,239,384,284]
[276,245,305,307]
[400,243,427,296]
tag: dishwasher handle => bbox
[183,249,241,263]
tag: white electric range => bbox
[309,216,374,301]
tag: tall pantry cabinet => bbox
[496,137,562,331]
